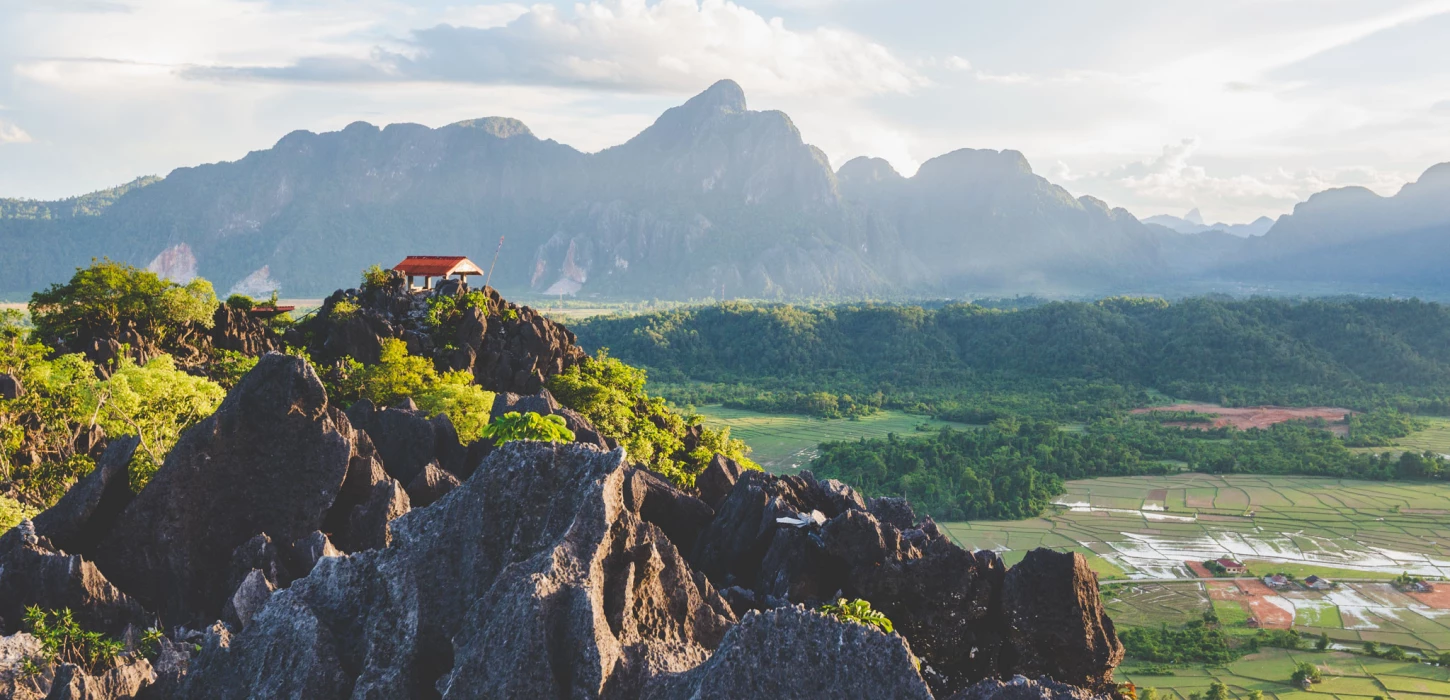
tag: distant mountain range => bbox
[2,79,1448,300]
[1142,209,1275,238]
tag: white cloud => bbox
[944,55,971,72]
[0,121,32,144]
[185,0,928,98]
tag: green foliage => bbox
[818,598,894,635]
[210,350,259,390]
[361,264,391,291]
[575,297,1450,420]
[225,294,256,311]
[1142,688,1162,700]
[547,351,758,489]
[22,606,126,673]
[329,299,360,321]
[1345,408,1425,447]
[1316,632,1330,650]
[1119,620,1240,665]
[139,628,165,661]
[1250,629,1302,651]
[1291,661,1322,685]
[1363,641,1380,656]
[1,494,37,531]
[480,412,574,444]
[1206,681,1228,700]
[90,355,226,490]
[1246,691,1264,700]
[414,382,496,443]
[353,339,437,407]
[30,260,218,354]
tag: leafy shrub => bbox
[1119,620,1239,665]
[819,598,894,634]
[1291,661,1322,685]
[361,264,391,292]
[22,606,125,673]
[414,382,495,443]
[210,350,259,390]
[1,494,36,531]
[480,412,574,444]
[329,299,360,321]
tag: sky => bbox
[0,0,1448,223]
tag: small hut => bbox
[393,256,485,291]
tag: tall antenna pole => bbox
[484,235,505,289]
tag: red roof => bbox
[1217,558,1244,568]
[393,256,484,277]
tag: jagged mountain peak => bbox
[683,78,748,116]
[837,156,904,185]
[913,148,1034,184]
[447,116,535,139]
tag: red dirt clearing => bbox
[1186,561,1215,578]
[1132,403,1354,434]
[1236,579,1295,629]
[1408,586,1450,609]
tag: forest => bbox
[577,297,1450,519]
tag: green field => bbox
[1120,648,1450,700]
[693,405,977,471]
[1352,417,1450,457]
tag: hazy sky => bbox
[1,0,1447,223]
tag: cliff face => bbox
[0,80,1167,300]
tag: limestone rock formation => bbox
[1001,550,1124,691]
[946,675,1112,700]
[88,354,379,626]
[0,523,149,638]
[179,442,735,699]
[640,607,932,700]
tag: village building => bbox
[393,256,485,291]
[1263,574,1290,588]
[1410,580,1434,593]
[1304,575,1332,590]
[1216,558,1247,575]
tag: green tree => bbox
[414,382,495,444]
[1207,681,1229,700]
[1363,641,1380,656]
[1141,688,1160,700]
[1246,691,1264,700]
[29,259,218,354]
[1316,632,1330,650]
[89,354,226,490]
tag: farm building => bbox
[1263,574,1290,588]
[1411,581,1434,593]
[1304,575,1332,590]
[1216,558,1247,575]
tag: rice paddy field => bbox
[1121,648,1450,700]
[692,405,975,471]
[1352,417,1450,457]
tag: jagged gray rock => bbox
[342,478,409,551]
[1001,550,1124,692]
[89,354,366,627]
[640,606,931,700]
[946,675,1112,700]
[32,437,139,555]
[179,442,735,699]
[403,462,460,508]
[0,527,149,637]
[0,373,21,401]
[44,658,155,700]
[226,570,275,630]
[695,454,743,510]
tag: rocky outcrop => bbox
[0,522,149,637]
[690,470,1120,696]
[208,305,284,358]
[88,354,383,627]
[947,675,1111,700]
[1001,550,1124,691]
[640,607,932,700]
[490,389,611,449]
[32,437,138,555]
[345,399,467,482]
[44,658,155,700]
[694,454,744,510]
[179,442,734,699]
[302,275,585,395]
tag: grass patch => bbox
[693,405,978,471]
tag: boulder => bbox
[0,373,20,401]
[0,632,44,699]
[286,531,341,576]
[0,524,149,637]
[89,354,363,627]
[640,606,932,700]
[343,479,410,551]
[404,462,460,508]
[44,657,154,700]
[1000,550,1124,692]
[946,675,1112,700]
[695,454,744,509]
[180,442,734,699]
[32,437,139,555]
[225,570,276,629]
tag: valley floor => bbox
[1121,648,1450,700]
